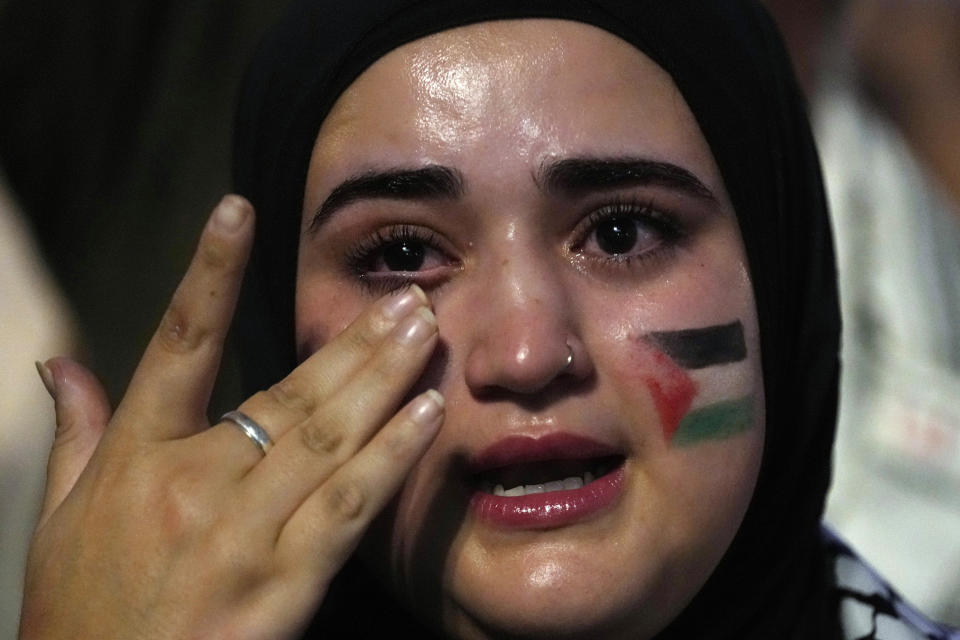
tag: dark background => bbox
[0,0,288,412]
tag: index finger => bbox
[114,195,254,438]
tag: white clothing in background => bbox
[818,77,960,625]
[0,175,76,639]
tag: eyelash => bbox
[343,199,686,294]
[569,198,685,268]
[344,225,451,294]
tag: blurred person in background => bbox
[0,173,76,640]
[766,0,960,626]
[0,0,287,409]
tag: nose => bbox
[463,250,590,396]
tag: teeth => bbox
[490,472,598,497]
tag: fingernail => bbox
[383,284,428,321]
[213,195,249,232]
[36,360,56,398]
[396,307,437,344]
[410,389,444,427]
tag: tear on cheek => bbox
[633,338,698,440]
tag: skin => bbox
[19,19,764,640]
[297,20,764,639]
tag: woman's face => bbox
[296,20,765,639]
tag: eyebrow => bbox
[308,156,715,233]
[538,157,717,202]
[308,165,464,232]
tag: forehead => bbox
[306,19,723,209]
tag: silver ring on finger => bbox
[221,410,274,456]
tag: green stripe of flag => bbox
[672,396,754,446]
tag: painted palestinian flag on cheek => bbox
[636,321,754,446]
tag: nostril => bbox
[466,337,588,397]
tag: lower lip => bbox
[469,466,625,530]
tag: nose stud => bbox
[564,344,574,370]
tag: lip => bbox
[468,432,621,472]
[467,432,626,530]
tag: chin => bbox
[425,517,701,640]
[363,454,753,640]
[440,561,676,640]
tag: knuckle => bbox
[265,377,316,416]
[207,520,273,582]
[156,471,208,539]
[299,419,344,456]
[367,306,398,336]
[197,233,238,273]
[379,423,419,461]
[344,323,378,354]
[86,453,136,506]
[370,347,404,381]
[324,479,366,522]
[51,413,94,450]
[155,300,210,354]
[86,451,208,542]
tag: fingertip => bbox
[45,356,89,387]
[36,359,56,398]
[409,283,428,306]
[425,388,444,408]
[212,194,254,233]
[46,357,111,430]
[409,389,444,431]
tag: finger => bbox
[36,358,111,529]
[278,389,444,579]
[241,306,438,516]
[116,196,253,438]
[204,285,429,466]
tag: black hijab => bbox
[233,1,842,638]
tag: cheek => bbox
[630,339,698,440]
[294,279,368,356]
[608,318,758,447]
[597,243,762,446]
[659,424,765,560]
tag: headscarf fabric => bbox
[232,1,842,638]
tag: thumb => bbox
[35,357,112,528]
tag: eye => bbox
[573,201,682,262]
[345,224,456,291]
[594,215,642,255]
[378,238,427,271]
